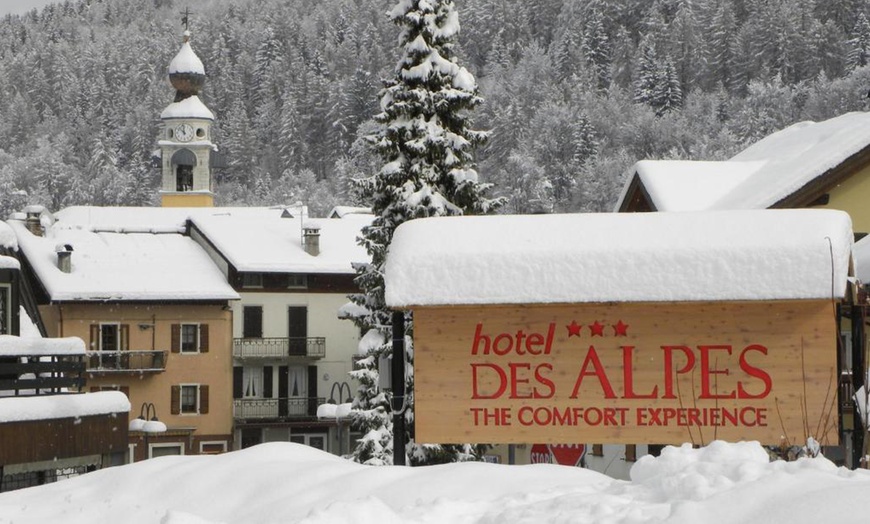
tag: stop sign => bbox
[529,444,553,464]
[548,444,586,466]
[530,444,585,466]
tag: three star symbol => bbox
[565,320,630,338]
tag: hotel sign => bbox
[413,301,838,445]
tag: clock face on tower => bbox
[174,123,195,142]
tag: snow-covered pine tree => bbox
[349,0,502,466]
[847,12,870,71]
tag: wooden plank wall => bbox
[414,300,839,446]
[0,413,129,465]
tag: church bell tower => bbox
[158,22,216,207]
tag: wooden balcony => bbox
[85,351,167,374]
[232,337,325,359]
[233,396,325,420]
[0,355,85,395]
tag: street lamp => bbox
[317,382,353,455]
[128,402,167,460]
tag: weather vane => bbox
[180,7,192,31]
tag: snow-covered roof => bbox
[168,38,205,75]
[0,391,130,423]
[160,95,214,120]
[8,213,238,302]
[0,255,19,270]
[11,205,367,300]
[385,210,853,307]
[328,206,373,219]
[0,222,18,252]
[190,210,371,274]
[0,335,84,356]
[625,160,761,212]
[620,112,870,211]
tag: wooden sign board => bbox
[413,301,838,445]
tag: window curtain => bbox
[243,367,263,398]
[288,367,305,397]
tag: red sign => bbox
[530,443,586,466]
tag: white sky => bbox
[1,0,60,16]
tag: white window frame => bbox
[149,443,184,459]
[180,323,201,354]
[99,322,121,351]
[180,383,201,415]
[128,444,136,464]
[199,441,227,454]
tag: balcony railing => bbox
[233,397,325,420]
[0,355,85,395]
[233,337,326,359]
[85,351,167,373]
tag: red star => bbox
[566,320,582,338]
[613,320,629,337]
[589,321,605,337]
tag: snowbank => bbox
[0,441,868,524]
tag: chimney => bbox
[56,244,73,273]
[24,205,45,237]
[302,224,321,256]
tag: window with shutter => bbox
[200,385,209,414]
[171,385,181,414]
[171,324,181,353]
[243,306,263,338]
[180,384,198,413]
[233,367,243,399]
[199,324,209,352]
[120,324,130,351]
[180,324,198,353]
[263,366,273,397]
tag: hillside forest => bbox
[3,0,870,217]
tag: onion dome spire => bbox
[168,12,205,102]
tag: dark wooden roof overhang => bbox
[772,142,870,209]
[617,171,657,213]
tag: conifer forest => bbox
[3,0,870,217]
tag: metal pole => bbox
[852,302,866,468]
[392,310,406,466]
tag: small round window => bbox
[196,128,206,139]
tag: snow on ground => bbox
[1,441,869,524]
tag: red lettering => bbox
[471,323,489,355]
[470,324,555,356]
[699,345,736,399]
[570,346,616,399]
[526,333,544,355]
[533,363,555,399]
[544,322,555,354]
[470,363,506,399]
[493,333,513,355]
[662,345,695,399]
[509,362,531,399]
[622,346,659,398]
[514,330,526,354]
[738,344,772,399]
